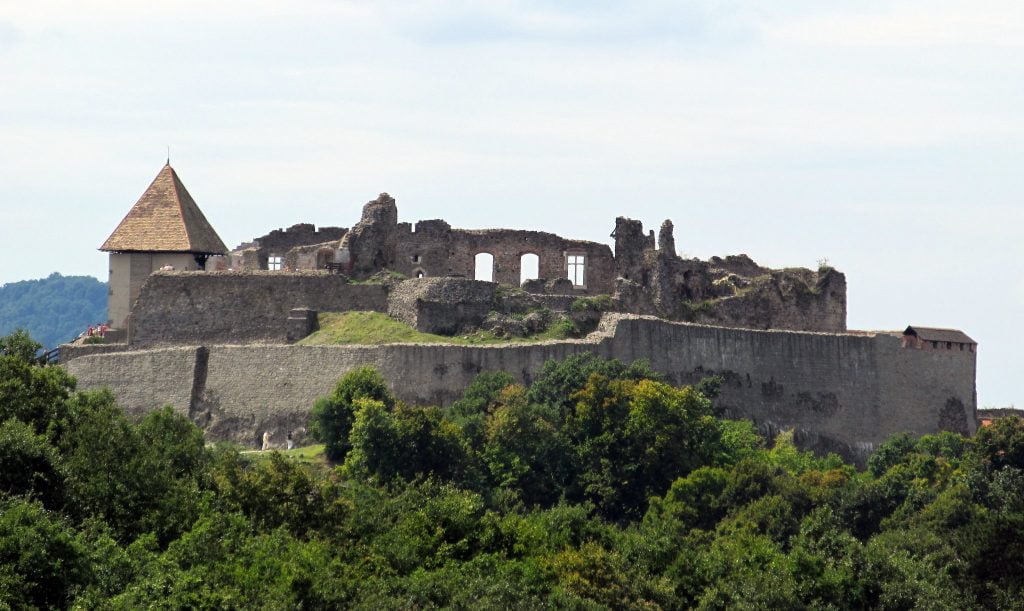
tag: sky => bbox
[0,0,1021,407]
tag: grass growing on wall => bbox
[297,311,576,346]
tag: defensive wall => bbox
[126,271,387,347]
[64,314,977,461]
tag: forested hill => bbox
[0,273,106,349]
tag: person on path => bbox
[262,431,271,451]
[286,431,294,451]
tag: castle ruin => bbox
[66,164,978,461]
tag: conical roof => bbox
[100,164,228,254]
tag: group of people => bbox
[79,323,109,340]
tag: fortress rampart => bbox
[126,272,387,347]
[64,314,977,461]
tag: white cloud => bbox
[766,2,1024,47]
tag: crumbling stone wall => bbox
[126,271,387,347]
[394,226,615,294]
[231,223,347,271]
[611,217,847,332]
[254,193,848,333]
[65,315,977,461]
[338,194,615,294]
[387,278,497,334]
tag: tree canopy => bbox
[1,330,1023,608]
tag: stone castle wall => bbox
[65,315,977,459]
[127,272,387,347]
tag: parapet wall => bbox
[127,272,387,347]
[66,315,976,459]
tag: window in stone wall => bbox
[568,254,585,286]
[268,255,283,271]
[411,254,421,263]
[475,253,494,282]
[520,253,539,285]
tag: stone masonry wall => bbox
[65,315,976,459]
[127,272,387,347]
[392,225,616,294]
[231,223,347,271]
[65,346,201,421]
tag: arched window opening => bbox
[520,253,539,285]
[474,253,494,282]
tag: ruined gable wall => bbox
[232,224,347,271]
[66,315,976,460]
[392,224,615,293]
[126,272,387,347]
[253,224,347,255]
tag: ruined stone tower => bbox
[99,163,227,328]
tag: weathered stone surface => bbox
[127,272,387,347]
[64,315,978,462]
[286,308,319,343]
[230,223,346,271]
[546,278,574,294]
[387,278,497,335]
[341,193,400,277]
[658,219,676,257]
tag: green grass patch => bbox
[298,311,576,346]
[570,294,614,312]
[240,444,328,466]
[679,299,716,322]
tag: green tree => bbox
[565,375,720,520]
[0,499,91,609]
[481,385,566,506]
[311,366,395,462]
[0,329,43,361]
[343,399,475,486]
[0,419,64,508]
[975,416,1024,471]
[0,344,76,436]
[526,352,658,420]
[59,400,207,544]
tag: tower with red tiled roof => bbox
[100,164,227,328]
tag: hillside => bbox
[0,272,106,349]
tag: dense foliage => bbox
[0,273,106,349]
[2,336,1024,608]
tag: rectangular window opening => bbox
[567,254,585,287]
[268,255,283,271]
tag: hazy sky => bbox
[1,1,1021,407]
